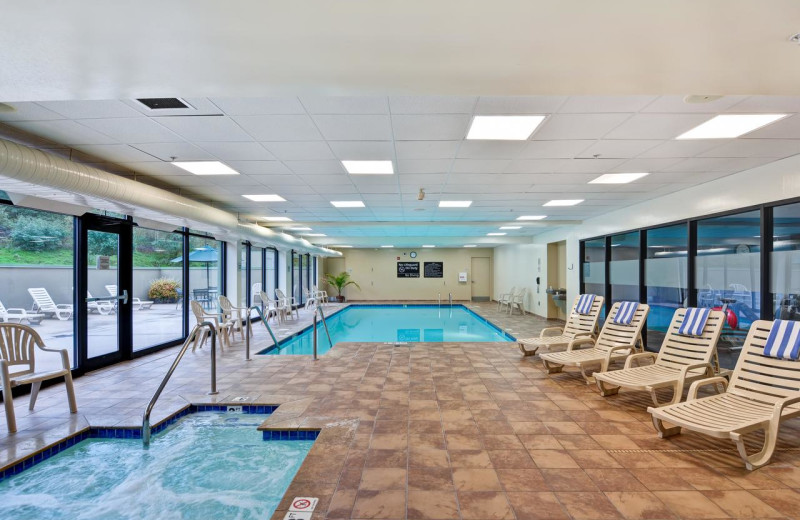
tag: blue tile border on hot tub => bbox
[0,403,315,483]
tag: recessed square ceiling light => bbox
[676,114,788,139]
[499,226,521,230]
[289,227,312,231]
[242,194,286,202]
[438,201,472,208]
[172,161,240,176]
[516,215,547,221]
[463,244,477,248]
[304,233,327,237]
[544,199,583,206]
[341,160,394,175]
[589,173,649,184]
[466,115,546,140]
[381,245,394,248]
[487,232,506,236]
[422,245,436,248]
[333,245,352,248]
[331,201,365,208]
[260,216,292,222]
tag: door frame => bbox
[470,256,491,302]
[75,213,133,372]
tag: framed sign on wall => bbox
[397,262,420,278]
[424,262,443,278]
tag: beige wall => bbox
[321,248,493,301]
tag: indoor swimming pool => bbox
[262,304,514,355]
[0,412,313,520]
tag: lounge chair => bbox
[497,286,516,312]
[648,320,800,470]
[105,285,153,310]
[0,323,77,432]
[539,301,650,383]
[594,307,725,406]
[0,300,44,325]
[27,288,73,320]
[517,294,604,357]
[189,300,231,352]
[87,291,114,315]
[218,295,246,341]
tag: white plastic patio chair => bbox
[105,285,153,310]
[260,291,285,324]
[87,291,114,315]
[312,285,328,307]
[27,288,73,320]
[275,289,299,321]
[303,288,318,310]
[251,283,262,306]
[0,323,77,432]
[508,287,527,315]
[190,300,231,352]
[497,286,516,311]
[218,295,246,342]
[0,300,44,325]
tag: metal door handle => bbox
[86,290,128,305]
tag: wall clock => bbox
[410,251,417,258]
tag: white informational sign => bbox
[289,497,319,513]
[283,512,312,520]
[458,272,468,282]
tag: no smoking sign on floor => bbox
[283,497,318,520]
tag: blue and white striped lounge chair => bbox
[517,294,604,357]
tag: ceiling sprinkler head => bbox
[683,95,723,104]
[418,188,425,201]
[791,33,800,44]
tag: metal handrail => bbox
[312,305,333,360]
[142,321,217,447]
[245,304,280,361]
[449,293,452,307]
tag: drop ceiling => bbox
[1,95,800,247]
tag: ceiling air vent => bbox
[136,98,190,110]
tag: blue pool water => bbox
[0,413,313,520]
[263,304,514,355]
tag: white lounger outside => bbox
[27,288,73,320]
[105,285,153,310]
[0,300,44,324]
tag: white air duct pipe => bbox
[0,138,339,257]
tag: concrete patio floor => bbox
[2,302,800,519]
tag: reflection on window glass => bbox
[0,205,75,368]
[772,203,800,321]
[582,238,606,320]
[292,251,301,304]
[250,247,263,307]
[696,211,761,366]
[188,236,222,316]
[239,244,247,307]
[645,224,688,351]
[266,249,277,301]
[610,231,639,305]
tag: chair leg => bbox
[731,427,777,471]
[651,415,681,438]
[542,359,563,374]
[518,343,537,357]
[29,381,41,410]
[579,364,597,384]
[64,372,78,413]
[1,375,16,433]
[596,379,620,397]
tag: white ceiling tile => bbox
[392,114,471,140]
[504,159,567,174]
[261,141,334,160]
[37,100,143,119]
[448,173,534,185]
[528,173,596,184]
[451,159,510,173]
[611,157,684,173]
[726,96,800,113]
[638,139,730,158]
[533,113,631,140]
[394,141,460,159]
[0,102,65,121]
[249,175,309,186]
[517,140,593,159]
[556,158,626,173]
[119,162,195,177]
[301,174,353,185]
[327,141,394,160]
[76,117,183,143]
[559,96,657,113]
[699,139,800,158]
[224,160,292,175]
[642,95,747,113]
[389,96,476,114]
[197,142,275,161]
[285,160,346,174]
[663,157,745,173]
[474,96,566,114]
[312,115,392,140]
[577,140,661,159]
[604,113,711,139]
[300,96,388,114]
[742,115,800,139]
[456,141,527,159]
[73,144,160,163]
[396,159,451,174]
[154,116,253,142]
[13,120,119,145]
[398,173,448,184]
[232,115,322,141]
[210,97,305,115]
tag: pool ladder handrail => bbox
[244,304,280,361]
[142,321,218,447]
[449,292,452,307]
[312,305,333,360]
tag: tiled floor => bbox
[3,301,800,519]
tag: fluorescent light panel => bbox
[499,226,521,230]
[463,244,476,248]
[438,200,472,208]
[173,161,239,176]
[304,233,326,237]
[422,245,435,248]
[487,232,506,236]
[516,215,547,221]
[676,114,788,139]
[331,201,365,208]
[544,199,583,206]
[242,194,286,202]
[289,227,312,231]
[333,245,352,248]
[381,245,393,248]
[341,160,394,175]
[467,115,546,140]
[260,216,292,222]
[589,173,649,184]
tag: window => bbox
[696,210,761,363]
[238,243,248,307]
[292,251,301,304]
[0,205,75,368]
[772,202,800,321]
[266,248,277,300]
[582,238,606,320]
[188,235,222,316]
[250,246,263,307]
[644,224,688,350]
[132,227,184,351]
[610,231,639,305]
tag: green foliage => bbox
[9,216,71,251]
[88,231,118,256]
[324,271,360,296]
[148,278,181,301]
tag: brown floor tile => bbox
[555,491,623,520]
[446,432,483,450]
[629,468,694,491]
[452,467,503,491]
[407,490,459,520]
[409,433,446,450]
[365,449,407,468]
[510,421,549,434]
[541,468,600,492]
[605,491,676,520]
[545,421,587,435]
[408,420,443,434]
[703,490,783,518]
[352,489,406,519]
[750,489,800,517]
[507,491,569,520]
[409,447,450,469]
[487,449,537,468]
[653,490,730,519]
[568,450,624,469]
[519,434,563,450]
[591,435,636,450]
[496,468,549,491]
[482,434,525,450]
[585,468,650,492]
[458,491,515,520]
[359,467,407,490]
[408,467,453,491]
[680,467,742,491]
[327,488,357,519]
[528,449,580,468]
[555,434,603,450]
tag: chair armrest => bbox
[57,304,73,310]
[605,344,636,361]
[772,395,800,423]
[567,337,595,351]
[676,362,715,396]
[687,376,728,401]
[539,327,564,338]
[624,352,656,369]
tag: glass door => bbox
[78,215,132,371]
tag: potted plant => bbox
[148,277,181,303]
[324,271,360,302]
